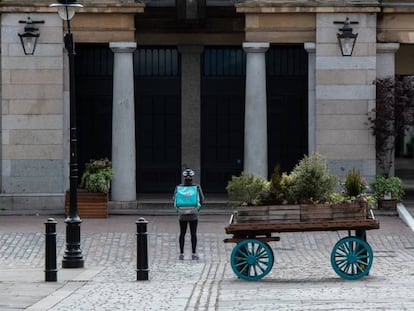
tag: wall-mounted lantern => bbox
[18,17,45,55]
[334,17,359,56]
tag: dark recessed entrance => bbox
[75,44,307,194]
[134,47,181,193]
[201,47,246,192]
[201,45,308,193]
[75,45,113,177]
[267,46,308,176]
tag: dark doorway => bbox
[267,46,308,176]
[201,47,246,192]
[75,45,113,176]
[134,47,181,193]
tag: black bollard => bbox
[136,217,149,281]
[45,218,58,282]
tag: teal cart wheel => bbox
[330,236,373,280]
[230,239,274,281]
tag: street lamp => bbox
[18,17,44,55]
[50,0,84,269]
[334,17,358,57]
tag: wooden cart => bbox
[224,210,380,281]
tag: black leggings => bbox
[179,219,198,254]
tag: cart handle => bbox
[229,212,235,225]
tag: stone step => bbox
[109,199,235,215]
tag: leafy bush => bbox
[80,158,112,193]
[344,168,366,197]
[289,153,337,203]
[372,175,404,201]
[226,172,269,206]
[258,166,285,205]
[280,172,296,204]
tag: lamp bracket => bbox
[333,20,359,25]
[19,17,45,32]
[19,17,45,26]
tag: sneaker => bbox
[192,253,199,260]
[178,253,184,260]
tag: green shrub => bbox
[80,158,112,193]
[372,175,404,201]
[329,191,348,203]
[344,168,366,197]
[226,172,269,206]
[258,166,285,205]
[280,172,296,204]
[289,153,337,203]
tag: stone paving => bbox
[1,213,414,310]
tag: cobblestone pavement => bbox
[1,214,414,310]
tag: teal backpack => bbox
[174,185,201,213]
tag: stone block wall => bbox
[1,13,65,212]
[315,13,377,181]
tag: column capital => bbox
[376,42,400,54]
[243,42,269,53]
[304,42,316,53]
[110,42,137,53]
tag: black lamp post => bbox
[50,0,84,269]
[334,17,358,57]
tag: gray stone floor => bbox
[1,213,414,310]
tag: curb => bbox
[26,268,104,311]
[397,203,414,232]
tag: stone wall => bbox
[315,13,376,181]
[0,13,65,212]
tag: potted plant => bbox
[65,158,112,218]
[343,168,366,198]
[372,175,404,210]
[225,153,372,223]
[226,172,269,206]
[329,168,373,219]
[80,158,113,194]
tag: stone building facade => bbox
[0,0,413,213]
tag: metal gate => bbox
[266,46,308,176]
[76,45,181,193]
[201,46,308,192]
[75,45,113,176]
[134,47,181,193]
[201,47,246,192]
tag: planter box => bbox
[300,204,333,221]
[236,202,368,224]
[65,191,108,218]
[377,199,397,210]
[332,201,367,219]
[236,205,300,223]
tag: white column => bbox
[243,42,269,179]
[376,43,400,78]
[110,42,137,201]
[305,42,316,154]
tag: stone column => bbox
[243,42,269,179]
[376,43,399,78]
[110,42,137,201]
[178,45,203,183]
[305,42,316,154]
